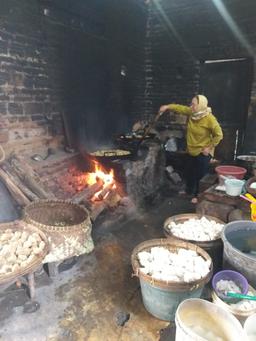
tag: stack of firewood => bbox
[0,154,54,206]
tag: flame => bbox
[86,162,114,187]
[84,162,115,201]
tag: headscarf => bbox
[191,94,212,120]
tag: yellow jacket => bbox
[167,104,223,156]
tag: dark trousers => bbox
[186,153,211,196]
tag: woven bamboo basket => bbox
[163,213,224,274]
[23,200,94,263]
[131,238,213,291]
[163,213,224,243]
[0,220,49,285]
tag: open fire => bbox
[83,161,116,201]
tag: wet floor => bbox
[0,195,193,341]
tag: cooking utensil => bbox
[246,193,256,203]
[240,194,255,204]
[31,148,55,162]
[88,148,133,162]
[136,111,164,150]
[114,132,156,156]
[227,292,256,301]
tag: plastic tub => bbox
[212,285,256,326]
[212,270,249,303]
[216,165,247,180]
[131,239,213,321]
[225,179,245,196]
[244,313,256,340]
[246,177,256,197]
[221,221,256,288]
[163,214,224,274]
[175,298,247,340]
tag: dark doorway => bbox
[199,58,253,161]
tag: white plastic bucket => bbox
[175,298,247,341]
[211,285,256,326]
[244,313,256,340]
[225,179,245,196]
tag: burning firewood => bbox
[105,191,122,208]
[94,182,115,201]
[71,178,104,204]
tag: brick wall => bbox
[0,0,66,154]
[1,1,255,154]
[0,0,147,153]
[140,0,256,152]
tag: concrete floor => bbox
[0,194,194,341]
[0,182,19,222]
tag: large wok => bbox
[88,148,134,161]
[85,112,163,163]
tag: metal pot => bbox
[236,155,256,176]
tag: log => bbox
[71,179,104,204]
[1,163,39,201]
[0,168,30,206]
[9,155,55,199]
[97,183,115,201]
[89,201,108,221]
[105,191,122,208]
[10,154,40,180]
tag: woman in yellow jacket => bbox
[160,94,223,204]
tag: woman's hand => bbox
[202,146,211,156]
[159,105,169,113]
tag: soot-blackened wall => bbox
[0,0,147,153]
[142,0,256,154]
